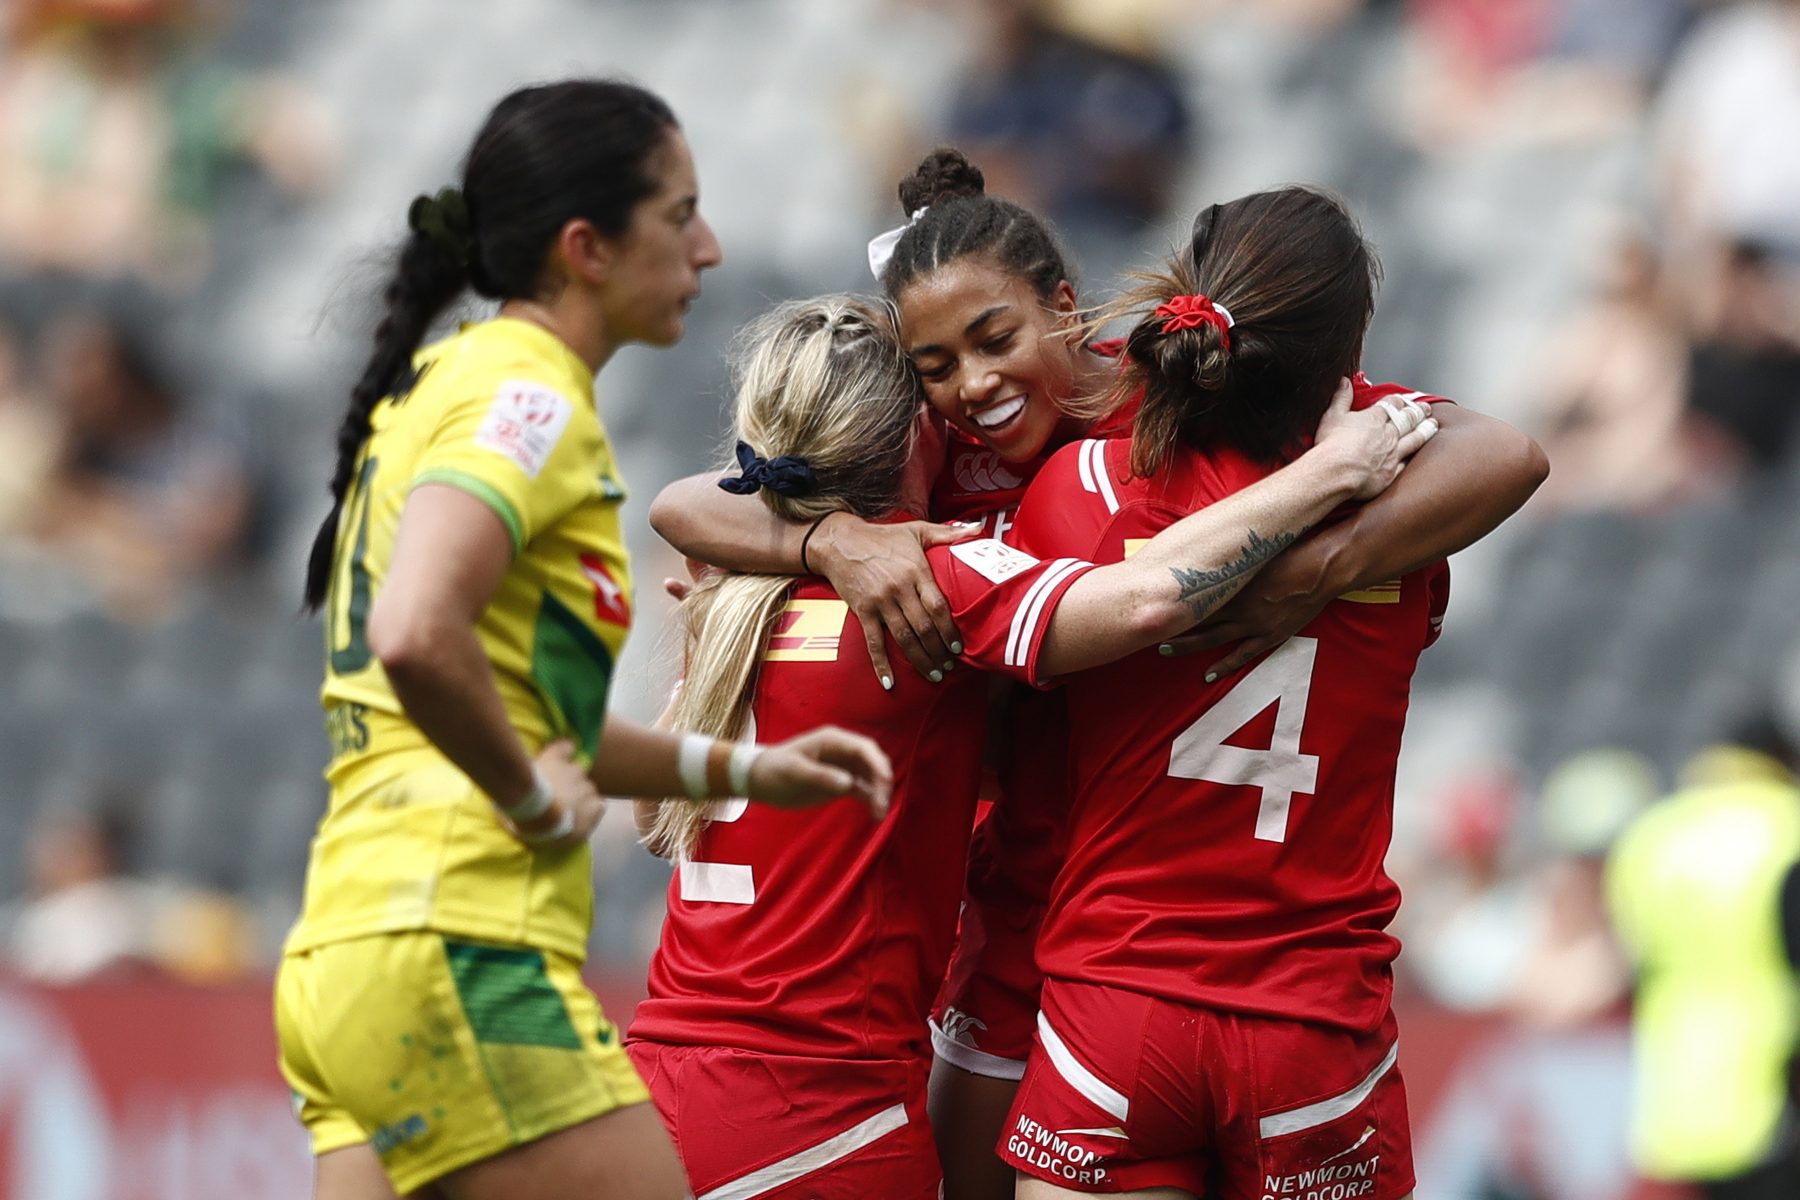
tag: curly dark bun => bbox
[897,148,986,215]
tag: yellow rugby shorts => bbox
[275,930,649,1194]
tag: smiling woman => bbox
[878,150,1111,467]
[897,261,1083,460]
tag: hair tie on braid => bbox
[718,440,819,498]
[408,187,476,264]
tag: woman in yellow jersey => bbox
[276,80,892,1200]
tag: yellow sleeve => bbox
[409,371,601,553]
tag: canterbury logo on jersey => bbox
[953,449,1026,493]
[765,599,847,662]
[938,1007,988,1045]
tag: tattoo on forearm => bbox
[1169,529,1299,620]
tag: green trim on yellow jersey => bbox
[412,467,527,553]
[443,940,583,1049]
[530,590,614,761]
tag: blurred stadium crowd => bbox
[0,0,1797,1196]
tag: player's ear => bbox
[557,217,614,287]
[1047,280,1082,338]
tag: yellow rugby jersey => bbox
[287,317,633,960]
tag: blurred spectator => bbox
[0,314,58,535]
[1535,223,1727,511]
[1653,0,1800,261]
[147,886,260,983]
[1399,0,1678,147]
[0,788,261,984]
[1683,239,1800,473]
[1402,749,1652,1023]
[1506,748,1650,1028]
[0,0,332,292]
[940,0,1191,247]
[1605,714,1800,1198]
[14,309,256,621]
[1411,749,1656,1200]
[1546,0,1696,88]
[1,800,156,983]
[1398,766,1539,1012]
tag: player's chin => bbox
[987,415,1055,464]
[642,315,687,347]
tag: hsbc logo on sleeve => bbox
[952,449,1025,494]
[950,538,1039,584]
[475,380,573,478]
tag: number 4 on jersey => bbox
[1168,637,1320,843]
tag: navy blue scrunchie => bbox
[718,440,818,497]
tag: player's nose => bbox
[957,364,999,406]
[692,214,722,271]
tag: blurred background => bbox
[0,0,1797,1196]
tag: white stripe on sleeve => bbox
[1087,441,1119,513]
[1005,559,1088,669]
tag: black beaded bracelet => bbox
[799,512,836,575]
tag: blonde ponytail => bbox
[646,296,921,860]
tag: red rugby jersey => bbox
[1010,376,1451,1033]
[935,342,1138,896]
[628,542,1094,1062]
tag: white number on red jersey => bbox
[678,718,756,904]
[1168,638,1320,842]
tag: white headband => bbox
[867,207,927,281]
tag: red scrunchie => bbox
[1153,293,1232,350]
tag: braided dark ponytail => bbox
[302,229,468,611]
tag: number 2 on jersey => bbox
[679,715,756,904]
[1169,637,1319,842]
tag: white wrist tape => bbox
[728,742,764,797]
[504,766,554,821]
[678,732,716,800]
[523,803,576,845]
